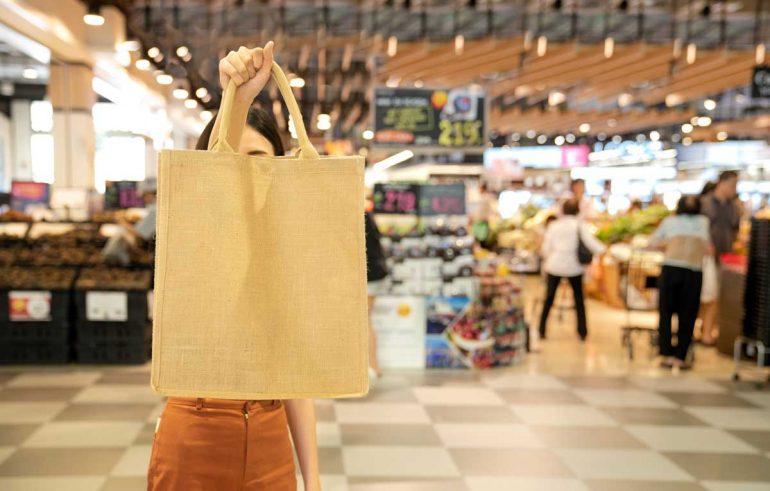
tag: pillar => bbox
[48,62,96,189]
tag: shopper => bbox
[538,199,606,341]
[701,170,741,261]
[568,178,596,219]
[365,211,387,379]
[698,181,719,345]
[649,195,712,370]
[147,43,320,491]
[101,181,156,266]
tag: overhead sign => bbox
[374,88,486,147]
[418,183,466,216]
[751,65,770,99]
[483,145,589,176]
[373,183,466,216]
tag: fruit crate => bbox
[76,340,150,364]
[0,342,70,364]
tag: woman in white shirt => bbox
[539,199,606,340]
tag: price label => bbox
[86,291,128,322]
[9,291,52,322]
[373,184,420,215]
[418,184,467,216]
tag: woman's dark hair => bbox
[563,198,580,216]
[676,195,701,215]
[700,181,717,197]
[718,170,738,183]
[195,106,285,156]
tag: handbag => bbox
[577,223,593,265]
[151,62,369,400]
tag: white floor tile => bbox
[434,423,545,449]
[111,445,152,477]
[349,480,465,491]
[73,386,163,405]
[624,425,759,454]
[574,389,678,408]
[335,403,430,425]
[317,422,342,447]
[0,477,105,491]
[511,405,617,427]
[630,377,727,394]
[412,387,506,406]
[555,449,693,481]
[684,408,770,430]
[0,402,67,423]
[23,422,144,448]
[343,446,460,478]
[466,477,590,491]
[480,373,568,391]
[6,372,101,388]
[701,482,770,491]
[734,392,770,409]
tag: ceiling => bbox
[107,0,770,141]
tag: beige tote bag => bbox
[151,62,368,399]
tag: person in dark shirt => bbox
[365,212,388,379]
[701,170,741,261]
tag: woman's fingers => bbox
[219,59,243,86]
[226,51,249,84]
[237,46,257,79]
[261,41,274,73]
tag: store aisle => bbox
[0,357,767,491]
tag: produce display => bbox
[0,210,32,222]
[0,267,77,290]
[595,204,670,244]
[76,268,152,290]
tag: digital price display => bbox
[373,183,466,216]
[374,88,486,147]
[418,184,466,216]
[10,181,50,211]
[104,181,144,210]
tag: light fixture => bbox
[200,110,213,122]
[565,133,576,143]
[691,116,700,125]
[385,77,400,88]
[362,129,374,140]
[650,130,661,141]
[373,150,414,172]
[555,135,565,146]
[686,43,697,64]
[172,88,189,99]
[184,98,198,109]
[665,94,682,107]
[135,58,151,70]
[704,99,716,111]
[671,133,682,143]
[387,36,398,57]
[147,47,161,59]
[579,123,591,134]
[317,113,332,131]
[697,116,712,127]
[681,123,694,134]
[537,35,548,57]
[414,80,424,88]
[548,91,566,106]
[22,68,39,80]
[636,133,646,142]
[604,37,615,58]
[289,77,306,88]
[156,73,173,85]
[455,34,464,56]
[716,131,728,141]
[195,87,208,99]
[120,40,141,52]
[536,134,548,144]
[618,93,633,107]
[607,118,617,128]
[511,132,521,142]
[597,132,607,141]
[757,44,767,65]
[612,135,623,144]
[682,136,693,146]
[83,4,105,26]
[176,46,189,58]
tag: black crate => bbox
[0,342,70,364]
[76,340,150,365]
[0,290,72,342]
[74,290,150,342]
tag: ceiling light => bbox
[200,110,213,122]
[682,136,693,146]
[597,132,607,141]
[387,36,398,57]
[455,34,464,56]
[537,35,548,57]
[317,114,332,131]
[579,123,591,134]
[362,129,374,140]
[22,68,39,80]
[555,135,565,146]
[636,134,646,142]
[373,150,414,171]
[386,77,400,88]
[537,134,548,144]
[565,133,576,143]
[511,132,521,142]
[318,113,331,122]
[716,131,728,141]
[289,77,305,88]
[135,58,151,70]
[686,43,697,64]
[172,88,189,99]
[526,130,537,139]
[757,44,767,65]
[681,123,694,134]
[195,87,208,99]
[604,37,614,58]
[414,80,424,88]
[147,46,160,59]
[691,116,700,125]
[607,118,617,128]
[665,94,682,107]
[697,116,712,127]
[618,93,633,107]
[548,91,566,106]
[650,130,661,141]
[671,133,682,143]
[612,135,622,144]
[176,46,189,58]
[156,73,173,85]
[184,98,198,109]
[704,99,716,111]
[83,4,105,26]
[120,40,141,52]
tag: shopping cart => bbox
[619,250,662,361]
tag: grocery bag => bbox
[151,62,368,399]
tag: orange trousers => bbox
[147,398,297,491]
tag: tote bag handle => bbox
[213,61,319,159]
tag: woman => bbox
[365,211,387,379]
[539,199,606,341]
[147,43,321,491]
[649,195,712,370]
[698,181,719,345]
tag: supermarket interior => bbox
[1,0,770,490]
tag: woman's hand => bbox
[218,41,274,102]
